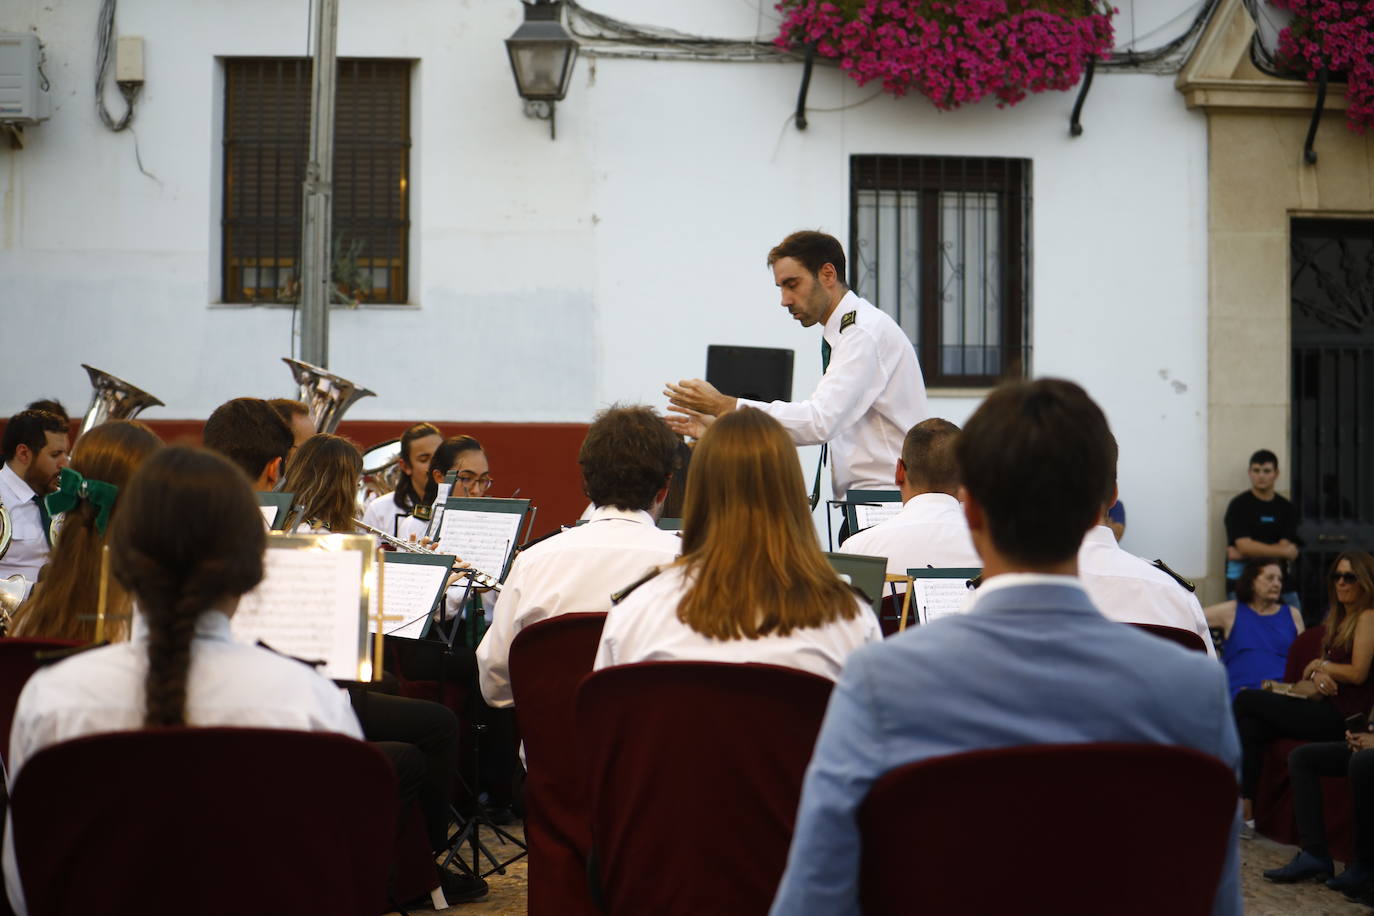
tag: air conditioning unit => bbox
[0,34,52,124]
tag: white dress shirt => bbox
[360,491,407,537]
[3,609,361,915]
[1077,526,1217,657]
[594,565,882,682]
[0,464,48,584]
[839,492,981,579]
[477,506,682,707]
[737,291,928,500]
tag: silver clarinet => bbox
[352,518,502,591]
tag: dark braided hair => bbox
[108,446,266,727]
[393,422,442,514]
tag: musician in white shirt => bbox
[361,422,442,537]
[665,230,927,502]
[840,416,980,580]
[202,397,293,492]
[1078,436,1216,656]
[0,409,70,584]
[477,406,682,707]
[595,408,880,681]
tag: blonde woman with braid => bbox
[3,446,361,916]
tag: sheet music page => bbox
[369,559,448,639]
[853,503,901,531]
[259,505,278,526]
[914,578,973,625]
[438,509,521,580]
[233,548,364,680]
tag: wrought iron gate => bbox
[1290,217,1374,620]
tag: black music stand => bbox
[432,571,528,880]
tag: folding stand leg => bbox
[439,722,528,879]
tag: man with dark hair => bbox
[1079,433,1215,656]
[665,230,927,504]
[202,398,294,491]
[25,400,68,422]
[771,379,1241,916]
[476,405,682,708]
[839,418,979,577]
[1224,448,1300,605]
[0,410,71,582]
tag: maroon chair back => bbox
[1130,623,1209,653]
[508,612,608,916]
[11,727,397,916]
[1283,625,1326,682]
[858,743,1237,916]
[577,661,834,915]
[0,640,83,771]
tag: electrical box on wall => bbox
[0,33,51,124]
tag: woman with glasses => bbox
[1234,552,1374,845]
[395,436,492,544]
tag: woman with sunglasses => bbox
[1234,552,1374,838]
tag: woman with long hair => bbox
[3,447,361,913]
[1205,559,1304,697]
[395,435,489,544]
[594,408,880,678]
[1236,551,1374,835]
[282,434,363,533]
[360,422,442,536]
[9,420,162,642]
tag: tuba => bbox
[281,358,376,434]
[0,574,27,635]
[80,364,165,436]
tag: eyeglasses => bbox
[1331,572,1360,585]
[456,473,494,491]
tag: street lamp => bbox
[505,0,578,140]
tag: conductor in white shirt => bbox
[476,405,683,708]
[839,418,980,578]
[0,409,71,585]
[665,230,927,504]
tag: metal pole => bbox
[299,0,339,367]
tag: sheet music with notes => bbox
[232,538,368,681]
[438,509,522,582]
[914,577,975,625]
[369,553,452,640]
[258,505,278,526]
[852,502,901,531]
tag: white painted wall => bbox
[0,0,1209,573]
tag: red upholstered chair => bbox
[508,612,608,916]
[858,744,1237,916]
[1253,625,1354,858]
[10,728,397,916]
[0,639,83,771]
[576,661,834,915]
[1130,622,1210,653]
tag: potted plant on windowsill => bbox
[773,0,1116,111]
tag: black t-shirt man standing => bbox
[1224,448,1301,604]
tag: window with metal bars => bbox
[849,155,1031,387]
[222,57,411,305]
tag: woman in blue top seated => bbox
[1206,559,1304,697]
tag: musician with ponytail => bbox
[361,422,442,536]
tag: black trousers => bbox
[351,689,460,852]
[1234,688,1347,799]
[1290,742,1374,865]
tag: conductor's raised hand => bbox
[665,406,713,440]
[664,379,736,418]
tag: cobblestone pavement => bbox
[1243,834,1371,915]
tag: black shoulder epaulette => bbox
[611,566,666,605]
[1151,559,1196,593]
[255,640,327,670]
[34,641,109,665]
[515,527,564,554]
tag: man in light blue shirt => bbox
[770,378,1241,916]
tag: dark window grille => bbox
[849,156,1031,387]
[223,57,411,304]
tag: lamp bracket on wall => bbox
[1303,67,1328,165]
[1069,57,1096,138]
[523,99,557,140]
[794,43,816,131]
